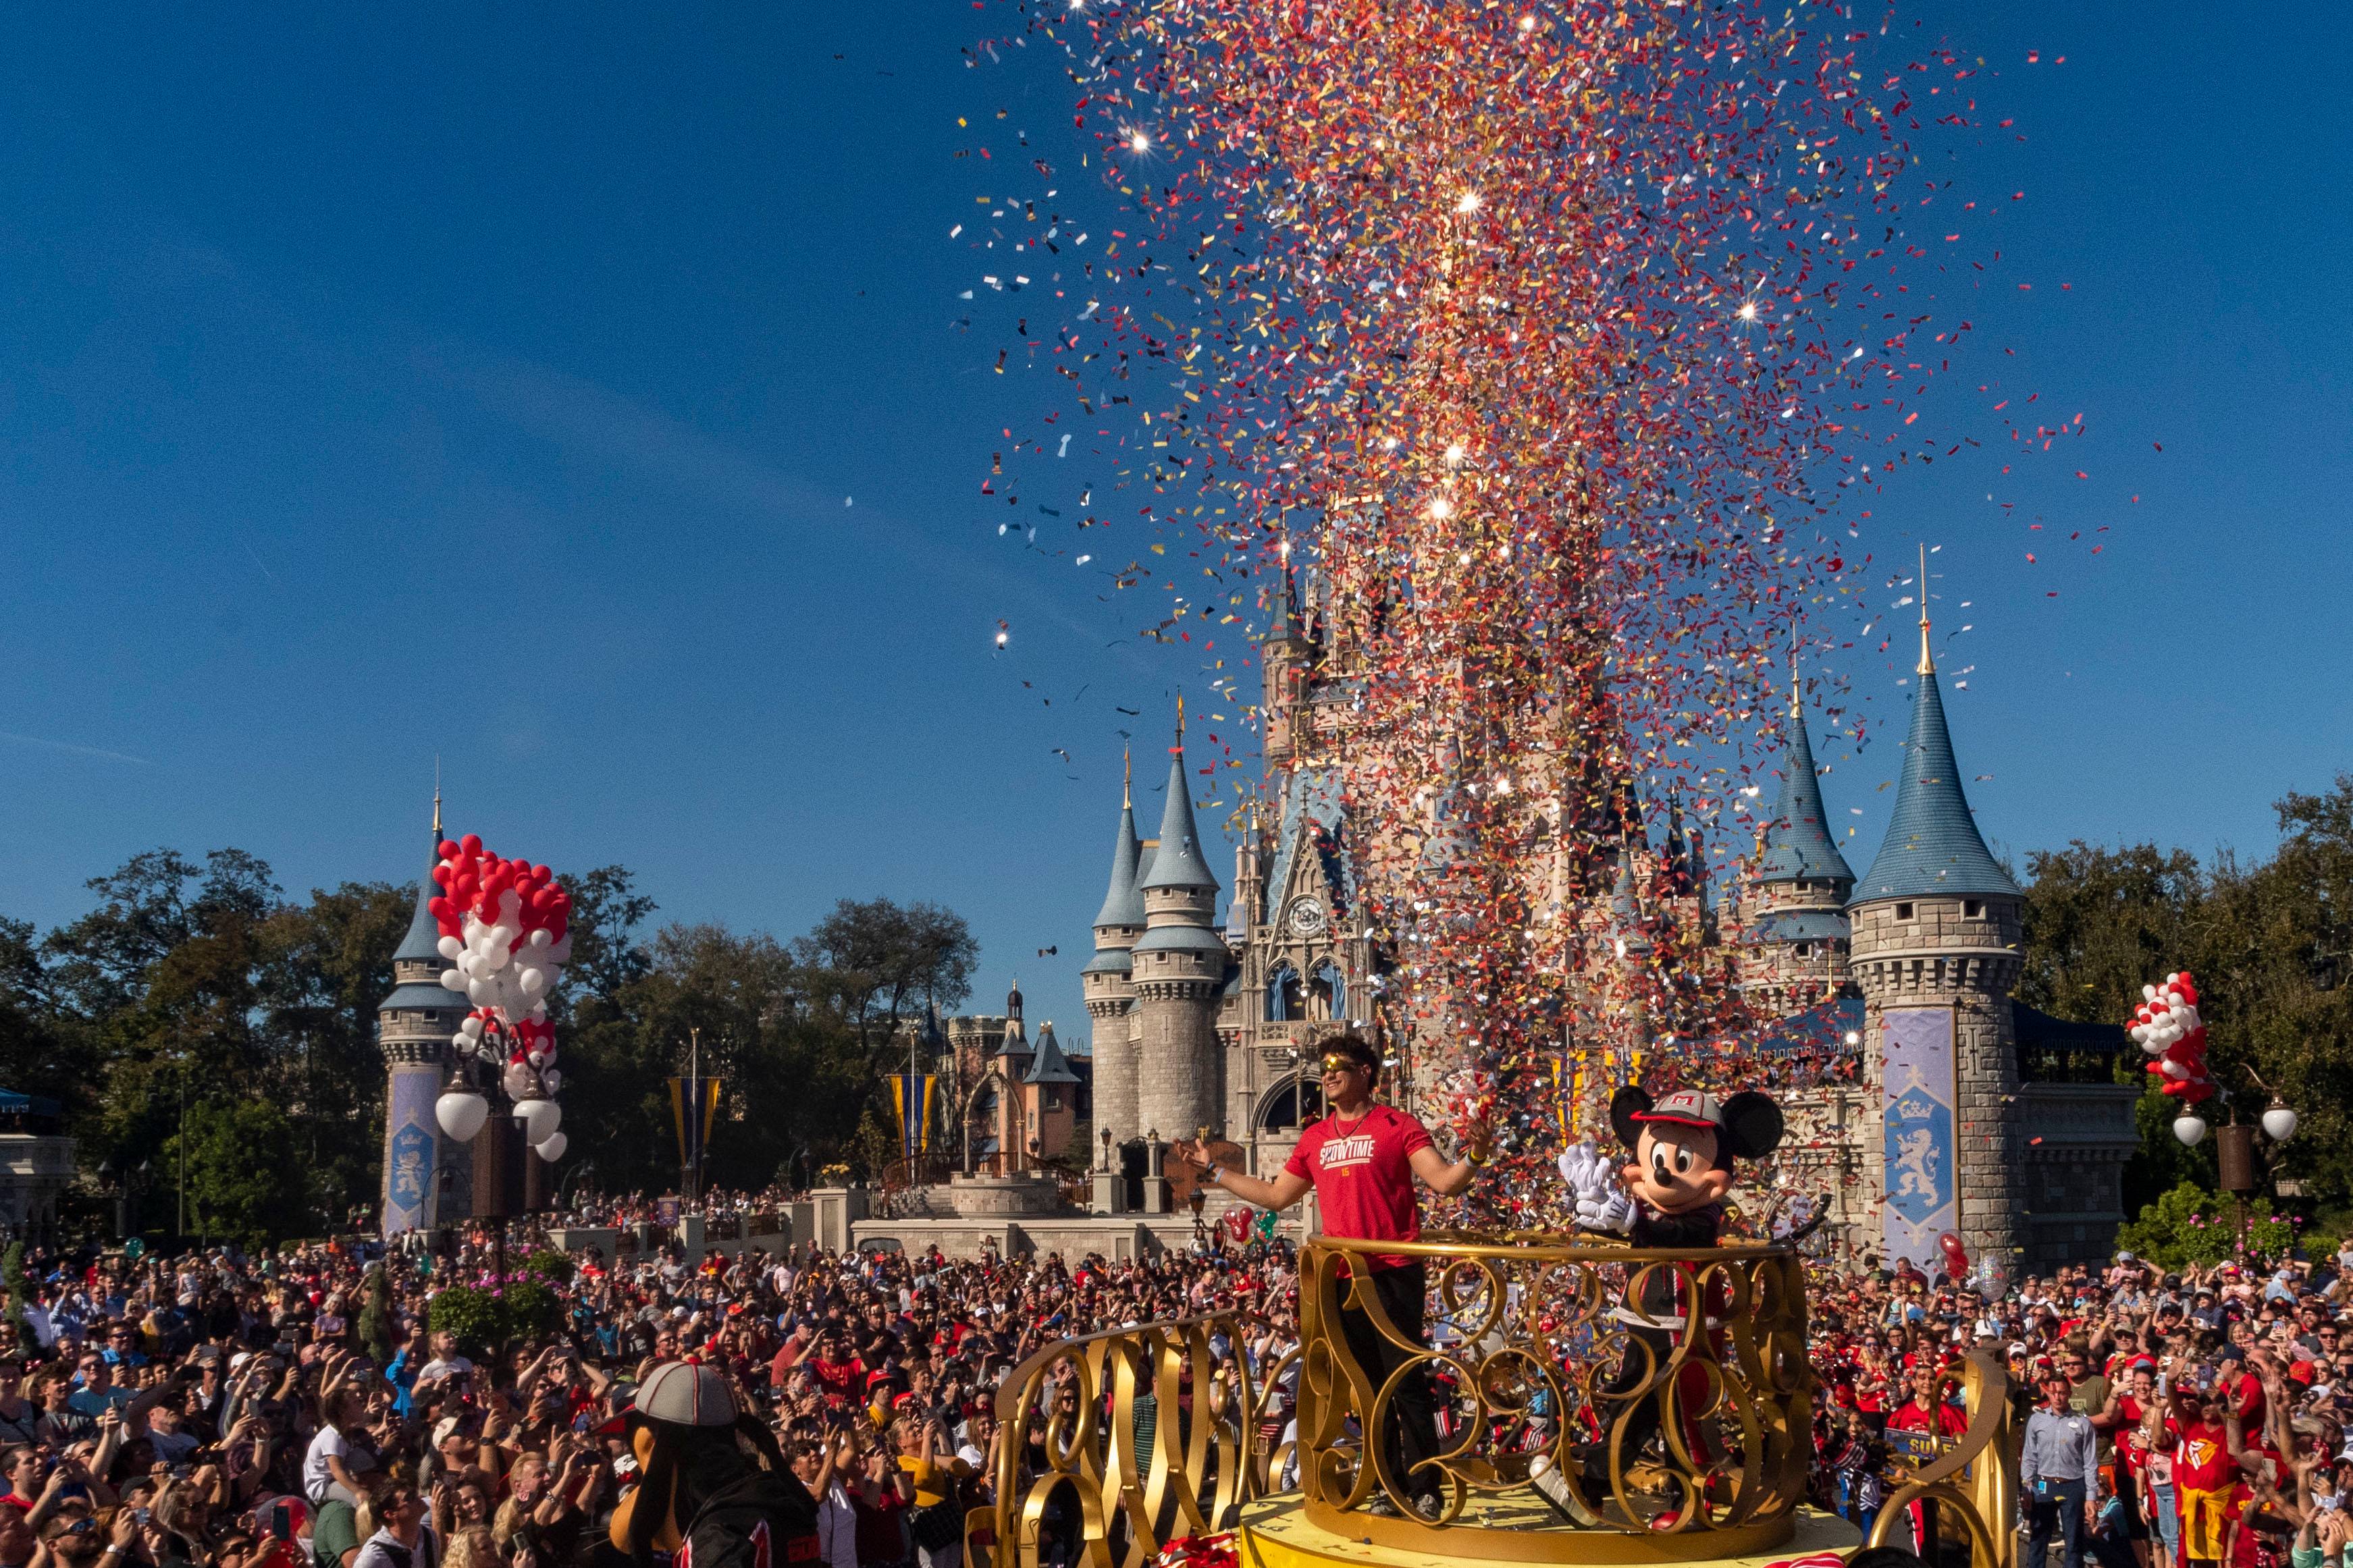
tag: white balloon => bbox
[540,1069,561,1093]
[437,967,461,990]
[519,968,546,998]
[436,1090,490,1143]
[437,936,463,961]
[515,1098,562,1145]
[528,927,552,950]
[467,977,495,1006]
[460,1015,484,1037]
[533,1131,567,1162]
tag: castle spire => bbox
[1917,543,1934,676]
[1123,744,1132,809]
[1092,776,1148,929]
[1855,641,2017,902]
[1135,735,1220,893]
[1758,653,1855,889]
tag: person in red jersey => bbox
[1175,1031,1483,1521]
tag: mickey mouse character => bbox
[1550,1085,1785,1513]
[1558,1085,1787,1249]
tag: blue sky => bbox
[0,2,2346,1046]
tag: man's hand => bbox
[1559,1141,1635,1234]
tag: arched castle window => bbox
[1309,959,1346,1021]
[1267,963,1302,1022]
[1257,1077,1326,1131]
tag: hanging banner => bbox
[891,1073,937,1162]
[382,1066,440,1235]
[668,1076,722,1184]
[1881,1006,1958,1276]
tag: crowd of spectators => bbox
[1809,1244,2353,1568]
[5,1218,2353,1568]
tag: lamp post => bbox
[2212,1079,2298,1253]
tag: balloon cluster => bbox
[429,834,575,1159]
[2130,970,2214,1104]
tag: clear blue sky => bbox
[0,3,2345,1047]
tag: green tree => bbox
[163,1100,309,1247]
[563,923,868,1194]
[257,881,412,1225]
[562,867,657,1006]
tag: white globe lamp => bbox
[2262,1100,2298,1142]
[515,1098,562,1147]
[534,1131,568,1162]
[436,1087,490,1143]
[2173,1112,2208,1147]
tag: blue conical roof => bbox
[393,838,450,964]
[1853,669,2019,903]
[1135,749,1219,892]
[1759,714,1855,886]
[1092,801,1148,928]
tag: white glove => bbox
[1558,1139,1636,1234]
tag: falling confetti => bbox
[969,0,2067,1224]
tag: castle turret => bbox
[1743,659,1858,1017]
[1848,564,2024,1285]
[377,796,472,1235]
[1261,568,1311,767]
[1131,707,1227,1140]
[1082,753,1146,1149]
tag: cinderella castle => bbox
[375,569,2140,1275]
[942,572,2141,1276]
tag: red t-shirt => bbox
[1888,1397,1969,1439]
[2173,1421,2236,1493]
[1284,1104,1433,1270]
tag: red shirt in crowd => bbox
[2173,1420,2236,1494]
[1284,1103,1433,1270]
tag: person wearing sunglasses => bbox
[1173,1031,1487,1521]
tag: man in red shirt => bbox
[1178,1032,1483,1521]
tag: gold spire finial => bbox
[1916,543,1934,676]
[1123,745,1132,808]
[1175,691,1186,743]
[433,756,442,837]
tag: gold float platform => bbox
[1238,1500,1861,1568]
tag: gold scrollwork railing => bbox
[1296,1233,1813,1561]
[973,1314,1300,1568]
[971,1237,2013,1568]
[1866,1350,2017,1568]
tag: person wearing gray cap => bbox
[602,1360,820,1568]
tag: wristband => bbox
[1205,1164,1223,1186]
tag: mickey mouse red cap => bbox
[1633,1088,1723,1131]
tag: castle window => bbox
[1043,1089,1061,1111]
[1895,902,1915,922]
[1310,959,1346,1021]
[1963,900,1983,919]
[1266,963,1302,1023]
[1793,942,1812,958]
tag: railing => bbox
[1867,1349,2017,1568]
[974,1314,1298,1568]
[972,1235,2015,1568]
[1297,1233,1812,1559]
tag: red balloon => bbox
[438,840,460,861]
[1938,1232,1969,1274]
[460,834,483,855]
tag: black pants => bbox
[2028,1478,2089,1568]
[1585,1324,1678,1490]
[1333,1262,1441,1503]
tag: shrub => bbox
[427,1285,508,1357]
[2117,1181,2298,1269]
[520,1248,574,1287]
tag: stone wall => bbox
[1850,894,2025,1283]
[2017,1083,2141,1269]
